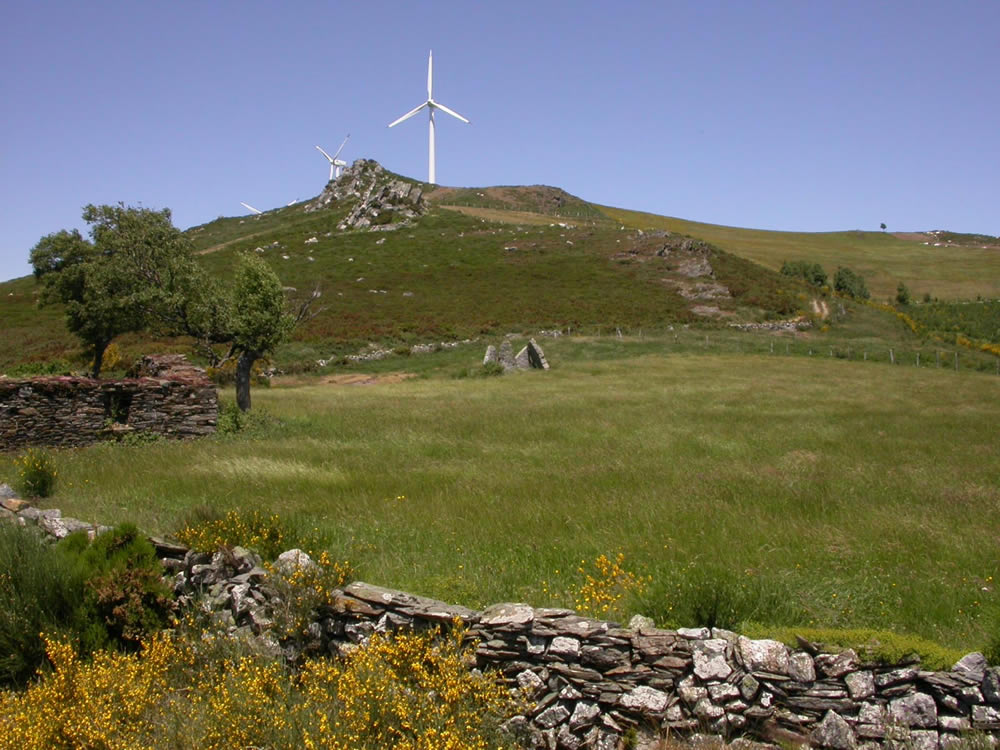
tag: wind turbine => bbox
[316,134,350,181]
[388,50,470,185]
[240,202,263,215]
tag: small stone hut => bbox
[0,354,218,451]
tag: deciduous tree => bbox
[29,204,193,377]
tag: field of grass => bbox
[600,205,1000,302]
[4,341,998,653]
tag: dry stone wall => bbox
[164,545,1000,750]
[0,355,217,450]
[9,502,999,750]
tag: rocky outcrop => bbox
[305,159,424,230]
[0,355,217,450]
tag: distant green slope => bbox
[4,165,995,372]
[599,205,1000,302]
[0,171,810,370]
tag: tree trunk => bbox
[91,339,109,378]
[235,350,256,412]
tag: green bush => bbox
[896,282,911,306]
[13,447,57,499]
[834,266,870,300]
[781,260,828,287]
[0,524,90,687]
[216,400,277,437]
[58,524,174,651]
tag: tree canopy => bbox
[29,203,317,410]
[30,204,194,377]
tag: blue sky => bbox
[2,0,998,283]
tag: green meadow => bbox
[5,338,998,655]
[3,172,999,663]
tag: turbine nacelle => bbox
[316,134,351,181]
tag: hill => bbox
[0,161,807,370]
[1,159,997,372]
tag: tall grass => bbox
[5,346,998,651]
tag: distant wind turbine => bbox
[316,135,350,181]
[388,50,469,185]
[240,202,263,215]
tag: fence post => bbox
[916,352,920,367]
[955,352,959,371]
[890,349,895,365]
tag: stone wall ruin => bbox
[5,499,999,750]
[0,354,217,450]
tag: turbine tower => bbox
[388,50,469,185]
[316,135,350,181]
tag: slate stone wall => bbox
[6,495,999,750]
[160,541,1000,750]
[0,355,217,450]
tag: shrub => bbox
[216,399,276,436]
[101,342,128,372]
[216,399,245,434]
[454,361,505,379]
[896,282,912,306]
[0,627,520,750]
[265,550,353,643]
[834,266,870,300]
[175,509,325,561]
[0,524,90,688]
[13,447,57,499]
[570,552,650,621]
[780,260,827,287]
[58,524,175,651]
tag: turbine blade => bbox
[432,101,470,124]
[388,102,428,127]
[332,133,350,160]
[240,202,262,215]
[427,50,433,100]
[315,145,334,162]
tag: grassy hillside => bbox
[4,346,998,652]
[600,205,1000,301]
[2,166,997,374]
[0,171,809,370]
